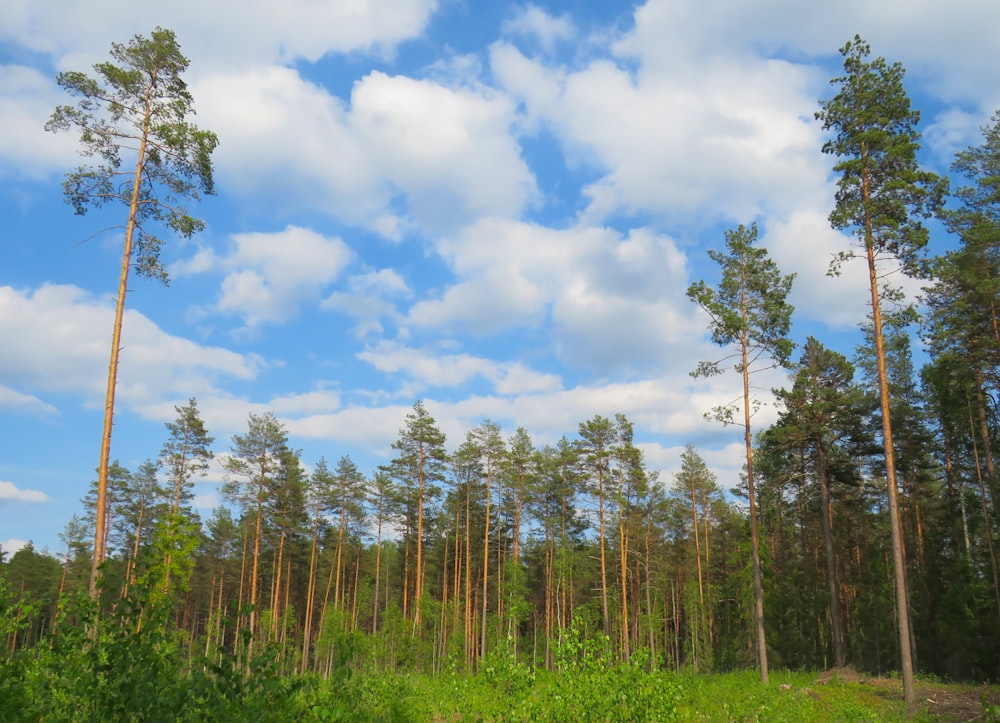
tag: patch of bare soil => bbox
[812,668,1000,721]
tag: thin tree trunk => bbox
[864,214,914,701]
[91,99,152,598]
[968,402,1000,619]
[415,447,425,632]
[464,481,473,667]
[817,448,846,667]
[740,270,769,684]
[619,465,630,660]
[122,500,145,600]
[598,467,609,637]
[373,495,383,634]
[302,504,320,673]
[974,366,1000,519]
[644,519,655,666]
[237,525,248,637]
[481,463,491,658]
[272,523,286,634]
[249,492,263,649]
[334,508,345,609]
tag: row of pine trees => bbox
[5,316,1000,683]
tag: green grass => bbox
[375,668,920,722]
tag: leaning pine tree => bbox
[46,27,218,597]
[816,35,945,703]
[687,221,795,684]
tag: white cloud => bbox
[2,538,29,556]
[492,40,826,226]
[614,0,1000,151]
[348,72,538,232]
[358,340,563,395]
[501,5,575,54]
[408,219,700,375]
[0,284,260,410]
[193,67,536,235]
[322,268,412,337]
[175,225,352,330]
[0,384,58,415]
[0,480,49,503]
[268,390,342,416]
[0,64,80,177]
[760,211,870,329]
[0,0,438,71]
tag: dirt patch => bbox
[811,668,1000,721]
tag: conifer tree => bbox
[222,412,289,643]
[46,29,217,596]
[816,35,945,701]
[763,338,865,667]
[687,221,795,683]
[388,401,448,631]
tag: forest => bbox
[2,27,1000,723]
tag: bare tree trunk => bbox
[302,505,320,673]
[740,287,769,684]
[91,111,151,599]
[598,468,609,637]
[619,466,630,660]
[817,449,846,667]
[481,463,491,658]
[414,448,425,632]
[865,233,914,701]
[968,401,1000,620]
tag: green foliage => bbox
[481,636,535,698]
[983,694,1000,723]
[45,27,217,282]
[552,605,613,673]
[816,34,945,275]
[687,221,796,384]
[0,567,397,722]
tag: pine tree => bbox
[45,29,217,595]
[762,338,866,667]
[578,415,616,638]
[222,411,289,644]
[816,34,946,701]
[388,401,448,632]
[687,221,795,683]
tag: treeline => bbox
[4,322,1000,682]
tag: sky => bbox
[2,0,999,557]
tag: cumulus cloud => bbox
[501,5,575,54]
[0,385,58,415]
[0,284,260,410]
[193,68,536,236]
[0,480,49,503]
[175,225,352,330]
[322,268,411,337]
[2,538,29,556]
[408,219,701,375]
[0,65,80,177]
[358,340,562,395]
[492,40,826,227]
[0,0,439,71]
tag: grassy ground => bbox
[375,667,1000,722]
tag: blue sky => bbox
[2,0,998,556]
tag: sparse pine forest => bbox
[3,29,1000,723]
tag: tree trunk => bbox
[91,105,151,599]
[865,228,915,701]
[817,447,846,667]
[740,266,769,684]
[301,506,319,673]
